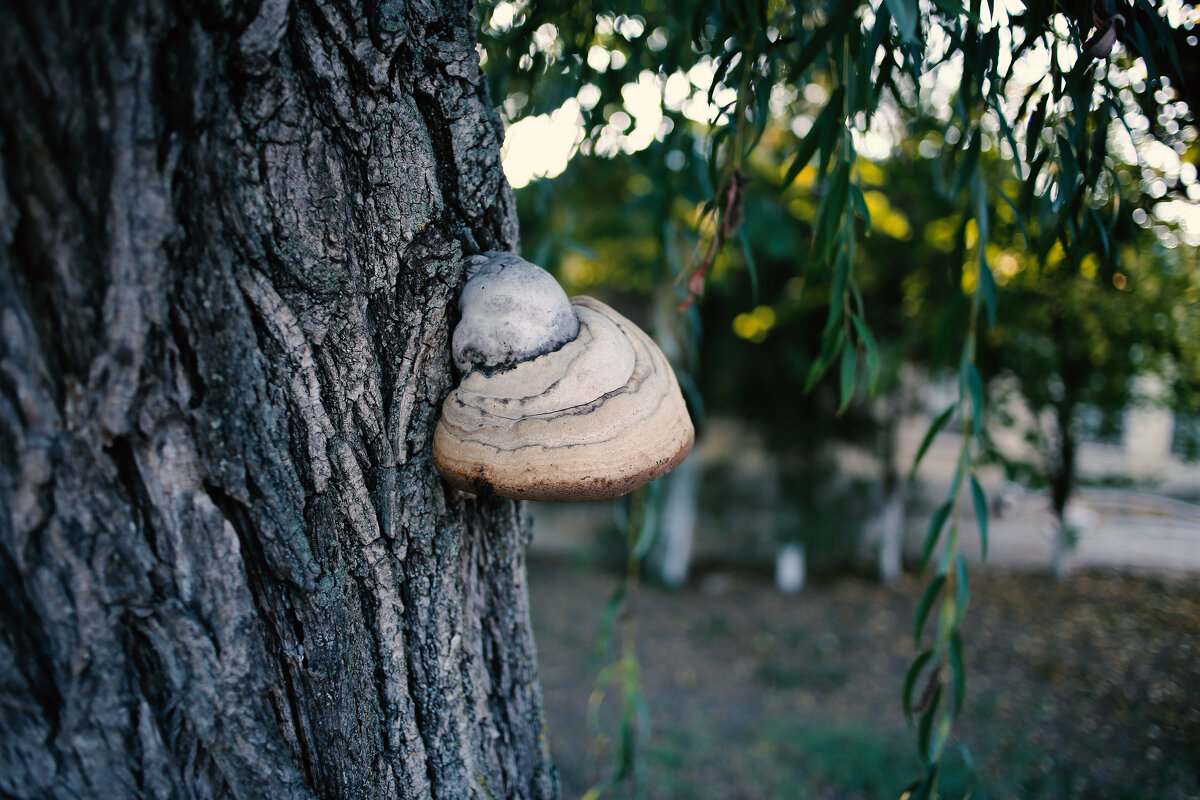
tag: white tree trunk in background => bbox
[646,452,700,588]
[878,484,907,585]
[776,542,806,593]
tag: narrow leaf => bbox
[920,501,953,570]
[816,90,847,179]
[884,0,920,44]
[805,328,845,391]
[1025,94,1048,162]
[1136,0,1184,80]
[630,484,661,561]
[949,631,966,714]
[969,474,989,559]
[853,3,892,114]
[903,649,934,723]
[838,342,856,415]
[910,404,956,479]
[955,551,970,622]
[917,691,941,761]
[791,3,848,77]
[849,184,871,233]
[851,314,880,394]
[821,246,851,337]
[911,767,938,800]
[978,259,997,328]
[783,91,843,188]
[966,363,984,435]
[914,573,946,643]
[929,0,982,24]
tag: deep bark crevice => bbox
[0,538,64,735]
[202,478,323,786]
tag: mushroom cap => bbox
[452,252,580,375]
[433,295,694,501]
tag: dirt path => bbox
[529,559,1200,799]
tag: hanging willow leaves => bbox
[479,0,1193,795]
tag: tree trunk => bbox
[645,452,699,588]
[876,388,907,585]
[877,484,906,585]
[0,1,557,798]
[1050,401,1078,582]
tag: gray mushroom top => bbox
[452,252,581,375]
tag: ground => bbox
[529,558,1200,799]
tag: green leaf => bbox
[903,649,933,723]
[1084,107,1109,185]
[813,162,850,268]
[782,91,843,188]
[917,690,941,761]
[706,127,733,189]
[1127,11,1162,85]
[969,474,989,559]
[1136,0,1184,81]
[979,259,998,328]
[990,98,1022,165]
[853,3,891,114]
[790,3,849,78]
[709,54,736,104]
[849,184,871,234]
[910,767,938,800]
[955,551,970,623]
[914,573,946,643]
[884,0,920,44]
[965,363,984,435]
[974,179,997,328]
[821,245,851,337]
[851,314,880,394]
[1021,150,1049,213]
[805,328,845,392]
[838,342,856,415]
[817,175,851,265]
[1090,208,1111,259]
[1055,133,1079,211]
[630,483,661,561]
[921,501,952,570]
[910,404,956,480]
[1025,95,1049,162]
[949,631,966,714]
[816,90,847,179]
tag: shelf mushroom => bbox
[433,252,695,501]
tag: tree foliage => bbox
[478,0,1197,794]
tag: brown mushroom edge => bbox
[434,427,695,502]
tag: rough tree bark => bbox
[0,1,557,798]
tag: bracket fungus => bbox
[433,252,695,501]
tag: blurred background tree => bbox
[476,0,1199,794]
